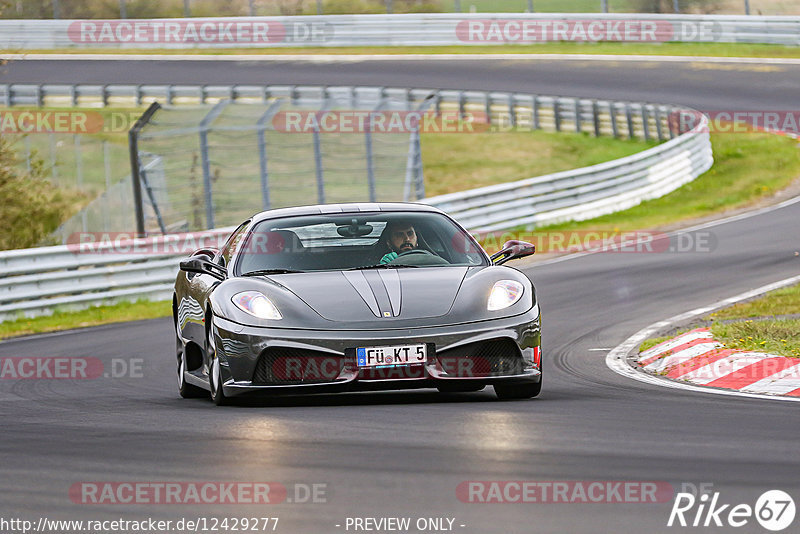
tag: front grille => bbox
[253,348,350,385]
[435,338,523,378]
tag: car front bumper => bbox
[208,307,541,397]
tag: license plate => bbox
[356,344,427,368]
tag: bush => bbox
[0,136,85,250]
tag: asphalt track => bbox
[2,57,800,533]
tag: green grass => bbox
[0,299,171,340]
[708,283,800,358]
[638,335,672,353]
[525,132,800,234]
[21,42,800,58]
[711,319,800,359]
[711,283,800,320]
[422,129,655,195]
[639,284,800,359]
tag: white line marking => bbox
[588,348,613,351]
[4,53,800,65]
[605,273,800,403]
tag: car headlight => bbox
[231,291,282,320]
[487,280,524,311]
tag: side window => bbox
[219,222,249,268]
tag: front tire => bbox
[176,321,205,399]
[207,316,231,406]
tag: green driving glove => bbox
[380,252,398,264]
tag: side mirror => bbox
[491,240,535,265]
[179,257,226,280]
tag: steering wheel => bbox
[395,249,435,258]
[389,248,450,266]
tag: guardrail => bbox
[0,229,234,322]
[0,84,711,321]
[423,126,711,232]
[0,14,798,48]
[0,83,683,142]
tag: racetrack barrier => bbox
[0,84,711,320]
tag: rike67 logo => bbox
[668,487,796,531]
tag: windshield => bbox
[234,211,488,274]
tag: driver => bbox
[380,222,418,264]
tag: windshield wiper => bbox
[347,264,419,270]
[240,269,305,276]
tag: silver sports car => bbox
[173,203,541,405]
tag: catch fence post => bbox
[128,102,161,236]
[198,100,229,229]
[625,103,635,139]
[256,99,283,211]
[592,101,601,137]
[609,102,619,138]
[554,99,562,132]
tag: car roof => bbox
[250,202,445,224]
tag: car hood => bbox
[271,268,470,322]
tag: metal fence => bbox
[3,83,685,244]
[10,134,129,202]
[0,83,712,321]
[131,89,426,234]
[1,83,683,143]
[1,13,799,48]
[0,228,232,321]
